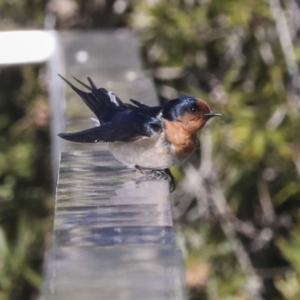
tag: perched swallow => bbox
[58,75,221,191]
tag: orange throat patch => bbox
[163,119,199,158]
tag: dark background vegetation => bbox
[1,0,300,299]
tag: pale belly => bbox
[109,134,194,170]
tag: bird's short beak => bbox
[205,111,222,117]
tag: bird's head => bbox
[162,96,221,133]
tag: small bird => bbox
[58,75,221,191]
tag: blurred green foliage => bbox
[0,4,53,300]
[1,0,300,299]
[131,0,300,299]
[0,65,51,300]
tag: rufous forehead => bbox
[196,99,210,112]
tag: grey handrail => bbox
[41,30,187,299]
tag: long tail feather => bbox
[87,77,98,90]
[58,74,103,122]
[71,76,91,91]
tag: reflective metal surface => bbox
[42,150,186,299]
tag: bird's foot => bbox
[163,168,176,192]
[133,165,168,179]
[133,165,176,192]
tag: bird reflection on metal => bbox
[56,179,174,247]
[58,75,221,191]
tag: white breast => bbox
[109,134,192,170]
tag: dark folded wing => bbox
[58,110,163,143]
[59,75,164,143]
[60,75,163,124]
[130,99,149,108]
[58,125,121,143]
[126,99,162,119]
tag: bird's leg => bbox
[133,165,176,192]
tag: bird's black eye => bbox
[189,104,199,114]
